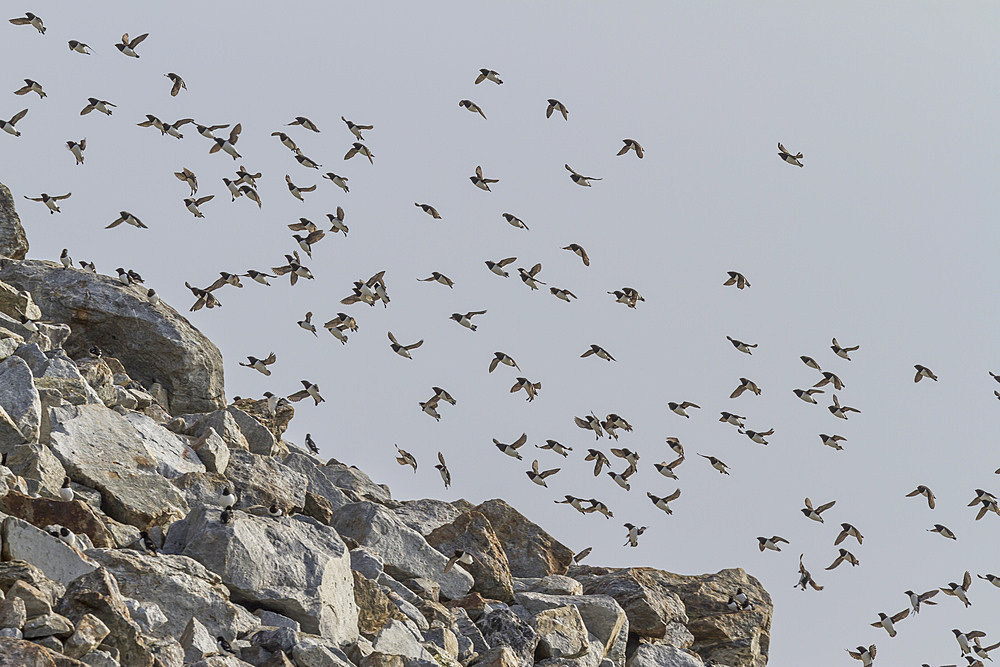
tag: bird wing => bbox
[964,570,972,589]
[229,123,242,143]
[405,339,424,351]
[498,256,517,267]
[730,385,746,398]
[565,164,579,175]
[263,352,276,365]
[10,108,28,124]
[665,489,681,502]
[891,609,909,622]
[387,331,399,345]
[286,389,310,402]
[438,452,446,466]
[196,195,214,205]
[817,500,836,513]
[512,433,527,448]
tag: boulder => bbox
[187,411,248,452]
[47,404,189,527]
[252,609,299,631]
[532,606,590,661]
[1,569,62,615]
[303,492,334,525]
[21,612,74,639]
[0,281,40,321]
[0,407,25,450]
[3,443,66,496]
[353,571,406,637]
[163,506,358,643]
[319,460,393,506]
[0,356,40,444]
[291,638,355,666]
[85,548,259,641]
[223,451,307,512]
[169,471,232,512]
[474,500,573,578]
[476,607,537,666]
[280,453,351,511]
[513,575,582,597]
[190,428,230,474]
[371,619,432,662]
[573,569,687,639]
[121,412,204,478]
[0,259,225,414]
[330,502,473,600]
[514,593,626,658]
[425,511,515,602]
[230,398,293,442]
[626,644,704,667]
[0,492,115,548]
[73,358,117,408]
[180,616,217,663]
[393,499,463,536]
[473,646,519,667]
[0,637,81,666]
[1,517,98,586]
[123,597,168,635]
[0,184,28,260]
[0,596,26,629]
[225,407,278,456]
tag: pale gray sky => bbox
[4,2,1000,663]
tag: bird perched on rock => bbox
[116,32,149,58]
[59,477,74,502]
[445,550,473,573]
[239,352,276,375]
[304,434,319,456]
[778,142,804,167]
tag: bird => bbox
[271,131,299,152]
[953,628,987,655]
[828,394,861,420]
[501,212,529,230]
[1,109,29,137]
[394,445,417,473]
[526,460,560,487]
[419,397,441,422]
[793,388,824,404]
[585,449,611,476]
[418,272,454,288]
[617,139,644,158]
[608,466,636,491]
[292,231,325,258]
[929,524,958,540]
[139,531,159,556]
[79,261,96,273]
[116,32,149,57]
[546,99,569,120]
[287,380,324,405]
[800,355,822,370]
[244,270,275,286]
[846,645,875,666]
[59,249,72,269]
[205,272,244,291]
[239,353,276,376]
[914,365,938,382]
[573,547,592,563]
[485,257,517,277]
[905,589,939,613]
[719,412,747,428]
[220,508,232,525]
[415,203,441,219]
[196,123,230,139]
[723,271,750,289]
[174,168,198,194]
[611,287,645,307]
[654,457,684,480]
[698,454,730,475]
[813,371,845,390]
[517,264,545,290]
[185,282,221,311]
[327,208,349,235]
[603,414,633,439]
[234,166,261,189]
[431,387,456,406]
[730,378,762,398]
[268,503,285,517]
[647,490,681,515]
[388,332,423,359]
[217,636,235,655]
[435,452,451,488]
[510,377,541,402]
[801,497,836,523]
[304,433,319,456]
[9,13,45,34]
[795,554,823,591]
[294,152,322,169]
[475,69,503,84]
[575,414,604,439]
[623,523,647,547]
[341,117,373,141]
[444,550,474,574]
[285,175,317,201]
[165,73,186,96]
[562,243,590,266]
[219,486,237,508]
[23,192,70,214]
[726,336,757,354]
[59,476,74,502]
[459,99,487,119]
[835,523,864,545]
[831,337,860,360]
[555,495,590,514]
[565,164,601,186]
[757,535,789,552]
[778,142,804,167]
[872,611,909,641]
[209,124,243,159]
[536,440,572,457]
[668,401,700,418]
[978,573,1000,588]
[80,98,115,116]
[13,79,46,99]
[146,289,159,305]
[344,142,374,164]
[470,165,499,191]
[905,485,936,509]
[581,344,615,361]
[549,287,577,302]
[65,39,93,55]
[184,196,214,218]
[288,116,320,132]
[56,527,75,547]
[740,427,774,445]
[450,310,487,331]
[323,172,350,193]
[489,352,520,373]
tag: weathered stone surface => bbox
[0,184,28,260]
[573,569,687,639]
[73,358,117,408]
[0,492,114,548]
[0,356,40,444]
[168,472,231,512]
[2,517,98,585]
[86,548,259,641]
[322,460,393,505]
[54,567,155,667]
[291,638,355,667]
[0,595,26,629]
[515,593,627,658]
[0,337,19,362]
[532,606,590,661]
[514,575,583,597]
[0,406,25,449]
[359,654,404,667]
[423,626,458,659]
[0,259,225,414]
[626,644,704,667]
[353,571,406,637]
[252,609,299,631]
[121,412,204,479]
[0,280,40,320]
[303,492,334,525]
[230,398,293,442]
[3,576,60,617]
[180,616,216,663]
[371,619,432,662]
[280,453,351,511]
[330,502,473,600]
[426,511,515,603]
[475,500,573,578]
[477,607,537,667]
[80,649,118,667]
[191,428,230,474]
[3,443,66,496]
[350,548,384,580]
[226,407,278,456]
[22,612,75,638]
[163,506,358,643]
[223,451,307,512]
[0,637,73,666]
[188,411,248,452]
[47,404,189,528]
[123,597,168,635]
[474,645,520,667]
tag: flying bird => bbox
[562,243,590,266]
[726,336,757,354]
[285,174,317,201]
[647,490,681,515]
[793,388,824,404]
[581,344,615,361]
[475,69,503,85]
[239,353,276,376]
[80,98,115,116]
[459,99,487,119]
[517,263,545,290]
[668,401,700,418]
[341,116,373,141]
[486,257,517,277]
[757,535,789,552]
[489,352,520,373]
[106,211,147,229]
[434,453,451,487]
[13,79,45,99]
[209,124,243,159]
[617,139,644,158]
[801,497,836,523]
[415,202,441,218]
[526,460,560,487]
[546,99,569,120]
[395,445,417,473]
[536,440,572,457]
[324,172,350,193]
[870,610,909,638]
[825,548,859,570]
[905,485,936,509]
[174,167,198,194]
[115,32,149,58]
[68,40,93,54]
[184,195,214,218]
[730,378,762,398]
[698,453,730,475]
[795,554,823,591]
[9,13,45,34]
[654,457,684,480]
[828,394,861,420]
[510,377,541,402]
[914,365,938,382]
[724,271,750,289]
[565,164,601,186]
[165,73,186,96]
[623,523,646,547]
[287,380,324,406]
[0,109,28,136]
[501,212,528,230]
[344,142,374,164]
[778,142,804,167]
[288,116,320,132]
[470,165,499,191]
[494,433,527,460]
[388,331,423,359]
[450,310,487,331]
[418,272,454,288]
[23,192,70,214]
[831,337,860,360]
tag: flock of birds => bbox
[6,10,1000,665]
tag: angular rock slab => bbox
[122,412,205,478]
[426,510,515,602]
[0,491,115,548]
[2,517,98,586]
[532,605,591,661]
[0,259,224,414]
[515,592,627,659]
[626,643,705,667]
[477,608,537,666]
[0,183,28,260]
[47,404,189,527]
[0,355,40,445]
[574,568,688,639]
[223,450,307,511]
[330,501,473,600]
[163,505,358,644]
[475,499,573,578]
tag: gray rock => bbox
[475,500,574,579]
[472,646,519,667]
[0,595,26,629]
[123,598,168,635]
[331,502,473,600]
[605,619,627,667]
[47,404,189,527]
[32,634,63,653]
[163,505,358,643]
[574,569,687,639]
[245,626,298,654]
[4,578,56,617]
[320,460,393,505]
[425,511,515,603]
[393,500,465,537]
[122,412,205,478]
[3,442,65,496]
[626,644,704,667]
[75,357,118,407]
[0,337,19,362]
[0,259,225,414]
[452,608,489,656]
[252,610,300,631]
[371,619,433,662]
[477,607,537,667]
[22,611,74,640]
[2,516,98,585]
[0,406,24,450]
[291,638,355,667]
[81,649,120,667]
[0,355,40,444]
[532,606,590,661]
[192,427,230,474]
[280,453,351,511]
[0,280,40,320]
[514,593,627,658]
[223,451,307,512]
[189,411,249,452]
[422,626,458,659]
[180,616,217,663]
[0,184,28,259]
[226,407,278,456]
[0,627,21,639]
[514,575,583,597]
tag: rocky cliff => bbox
[0,184,770,666]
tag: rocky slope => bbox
[0,183,770,666]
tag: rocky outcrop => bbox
[0,183,28,260]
